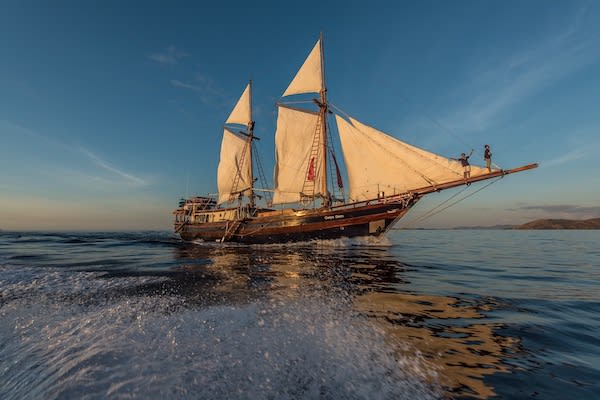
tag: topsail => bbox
[282,39,323,97]
[225,83,252,125]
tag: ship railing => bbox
[329,192,414,211]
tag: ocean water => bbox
[0,230,598,399]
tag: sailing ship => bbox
[173,35,537,244]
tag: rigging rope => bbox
[278,100,315,106]
[396,176,504,230]
[394,94,503,170]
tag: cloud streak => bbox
[2,120,155,193]
[150,45,188,65]
[170,75,229,106]
[443,6,600,133]
[541,147,588,168]
[80,149,147,186]
[511,204,600,218]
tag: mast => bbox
[247,80,255,208]
[319,32,330,207]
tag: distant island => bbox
[515,218,600,230]
[451,218,600,230]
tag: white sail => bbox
[225,83,251,125]
[282,39,323,97]
[217,128,252,204]
[273,105,324,204]
[335,115,492,201]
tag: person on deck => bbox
[459,149,473,179]
[484,144,492,172]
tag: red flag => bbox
[307,157,315,182]
[331,152,344,189]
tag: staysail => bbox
[272,105,324,204]
[335,115,492,201]
[282,39,323,97]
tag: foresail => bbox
[217,128,252,204]
[335,115,492,201]
[273,105,324,204]
[225,83,251,125]
[282,39,323,97]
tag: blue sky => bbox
[1,0,599,230]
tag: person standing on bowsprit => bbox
[484,144,492,172]
[459,149,473,180]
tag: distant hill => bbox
[452,224,514,230]
[516,218,600,230]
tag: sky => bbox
[1,0,599,230]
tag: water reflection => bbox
[172,241,519,399]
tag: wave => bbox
[0,267,440,399]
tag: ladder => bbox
[301,113,323,202]
[220,220,243,242]
[229,137,250,202]
[174,221,188,233]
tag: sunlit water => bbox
[1,230,598,399]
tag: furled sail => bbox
[335,115,492,201]
[273,105,324,204]
[225,83,251,125]
[282,39,323,97]
[217,128,252,204]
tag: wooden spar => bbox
[247,80,255,208]
[413,163,539,196]
[319,32,330,207]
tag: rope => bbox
[278,100,315,106]
[395,176,503,230]
[406,186,469,225]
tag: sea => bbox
[0,229,598,399]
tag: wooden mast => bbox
[247,79,255,208]
[319,32,330,208]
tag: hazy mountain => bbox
[516,218,600,229]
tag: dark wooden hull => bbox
[177,199,419,244]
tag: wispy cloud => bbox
[170,75,228,106]
[80,148,147,186]
[170,79,201,91]
[149,45,188,65]
[512,204,600,219]
[2,120,156,196]
[541,146,588,168]
[443,6,600,133]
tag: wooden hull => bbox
[177,199,419,244]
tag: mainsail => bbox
[217,128,252,204]
[217,83,253,204]
[335,115,492,201]
[272,105,324,204]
